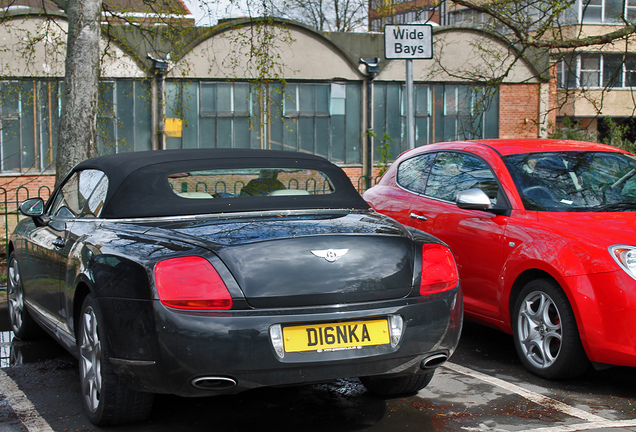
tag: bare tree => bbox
[448,0,636,49]
[51,0,101,186]
[269,0,368,31]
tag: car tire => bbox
[360,372,434,397]
[7,252,42,340]
[512,279,589,379]
[78,295,154,425]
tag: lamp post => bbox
[360,57,380,189]
[149,53,170,150]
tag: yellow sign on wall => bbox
[165,118,183,138]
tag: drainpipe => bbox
[360,57,380,189]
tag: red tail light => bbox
[420,244,459,295]
[155,256,233,310]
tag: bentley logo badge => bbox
[311,249,349,263]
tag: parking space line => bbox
[444,362,606,422]
[515,420,636,432]
[0,368,54,432]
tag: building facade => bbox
[368,0,636,141]
[0,5,550,202]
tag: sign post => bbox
[384,24,433,150]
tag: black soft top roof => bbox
[72,149,369,218]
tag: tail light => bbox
[420,244,459,295]
[154,256,233,310]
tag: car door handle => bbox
[410,212,428,221]
[52,238,66,249]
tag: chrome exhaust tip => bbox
[191,376,237,390]
[421,353,448,370]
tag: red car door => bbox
[405,151,509,323]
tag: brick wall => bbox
[0,174,55,202]
[499,84,541,139]
[341,166,384,191]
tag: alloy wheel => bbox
[79,305,102,413]
[516,290,562,370]
[7,258,24,332]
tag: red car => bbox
[364,139,636,379]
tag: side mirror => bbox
[19,198,45,217]
[456,188,492,211]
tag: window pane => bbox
[397,153,434,194]
[426,152,495,201]
[581,0,603,22]
[315,85,329,115]
[117,80,134,152]
[426,152,466,201]
[134,80,152,151]
[234,83,250,115]
[603,55,623,87]
[331,83,346,116]
[299,85,315,115]
[628,0,636,19]
[415,85,429,116]
[605,0,624,21]
[80,169,108,217]
[284,84,298,116]
[445,86,457,115]
[168,167,335,198]
[626,55,636,86]
[200,83,217,114]
[217,84,232,114]
[55,173,82,217]
[580,55,601,87]
[457,87,472,115]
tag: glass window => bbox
[580,55,601,87]
[331,83,346,116]
[284,84,330,117]
[167,168,334,198]
[50,169,108,218]
[82,170,108,217]
[627,0,636,20]
[397,153,435,194]
[627,55,636,87]
[605,0,625,21]
[556,59,567,89]
[51,174,82,217]
[0,80,62,173]
[96,79,152,156]
[200,82,251,117]
[374,83,498,157]
[504,151,636,211]
[580,0,625,22]
[425,152,498,202]
[581,0,604,22]
[603,54,624,88]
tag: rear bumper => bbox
[100,287,462,396]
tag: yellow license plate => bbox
[282,318,390,353]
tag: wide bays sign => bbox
[384,24,433,60]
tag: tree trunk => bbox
[55,0,101,186]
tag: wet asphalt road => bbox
[0,296,635,431]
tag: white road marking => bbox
[445,362,636,431]
[0,368,54,432]
[515,420,636,432]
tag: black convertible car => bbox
[8,149,462,425]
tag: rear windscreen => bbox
[167,168,335,199]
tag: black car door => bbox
[20,169,108,334]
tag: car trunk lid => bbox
[152,211,416,307]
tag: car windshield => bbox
[167,168,334,199]
[503,151,636,212]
